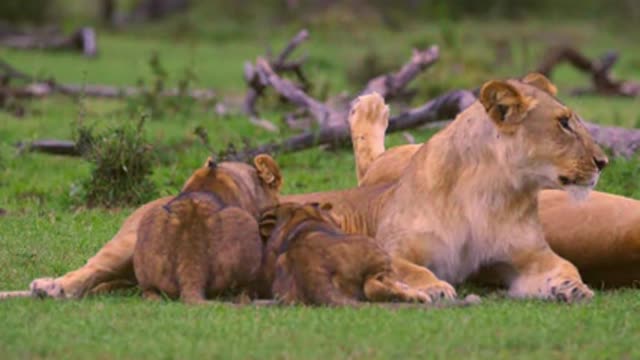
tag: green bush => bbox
[75,116,157,208]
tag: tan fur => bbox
[262,203,430,306]
[132,155,282,304]
[29,75,640,300]
[287,75,607,302]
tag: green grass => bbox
[1,16,640,359]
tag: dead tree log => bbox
[584,122,640,157]
[228,89,473,161]
[0,27,98,57]
[243,29,311,130]
[0,59,216,101]
[251,41,441,130]
[537,46,640,97]
[19,140,81,156]
[361,46,439,99]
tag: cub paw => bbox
[348,92,389,130]
[548,278,593,303]
[30,278,66,299]
[418,280,457,302]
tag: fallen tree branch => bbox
[0,27,97,57]
[537,46,640,97]
[230,89,474,160]
[243,29,310,131]
[0,59,216,101]
[18,140,81,156]
[252,40,441,131]
[361,46,439,99]
[584,122,640,157]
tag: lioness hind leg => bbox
[509,248,593,303]
[363,274,431,303]
[349,92,389,183]
[391,257,457,302]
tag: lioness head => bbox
[478,73,608,199]
[181,154,283,210]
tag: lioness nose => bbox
[593,156,608,171]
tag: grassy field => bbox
[1,14,640,359]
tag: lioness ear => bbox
[522,73,557,96]
[479,80,533,132]
[254,154,283,191]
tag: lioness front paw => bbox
[349,93,389,130]
[394,282,432,303]
[548,278,593,303]
[30,277,65,299]
[418,280,457,302]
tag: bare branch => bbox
[537,46,640,97]
[361,46,440,99]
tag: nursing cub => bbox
[261,203,430,306]
[133,155,282,304]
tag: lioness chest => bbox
[383,216,512,285]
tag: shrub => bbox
[75,115,157,208]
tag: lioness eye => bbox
[559,116,571,131]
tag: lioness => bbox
[29,74,640,300]
[262,202,430,306]
[286,74,607,302]
[133,155,281,304]
[349,74,638,288]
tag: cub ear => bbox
[202,156,217,169]
[479,80,533,132]
[254,154,283,191]
[522,73,557,96]
[320,202,333,211]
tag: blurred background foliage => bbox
[2,0,639,29]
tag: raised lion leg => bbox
[349,92,389,184]
[509,246,593,303]
[30,197,171,299]
[391,257,457,302]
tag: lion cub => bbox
[133,154,282,304]
[260,203,430,306]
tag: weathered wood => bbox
[361,46,439,99]
[243,29,311,128]
[0,27,97,57]
[584,122,640,157]
[0,59,216,101]
[537,46,640,97]
[22,140,81,156]
[233,90,474,160]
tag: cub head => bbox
[258,202,338,245]
[257,202,338,285]
[181,154,283,211]
[479,73,608,200]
